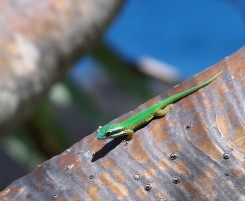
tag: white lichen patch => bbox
[11,34,40,77]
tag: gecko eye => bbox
[105,131,115,136]
[105,131,112,136]
[106,128,122,136]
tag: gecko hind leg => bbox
[155,104,175,117]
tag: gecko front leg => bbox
[123,129,134,141]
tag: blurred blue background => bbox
[105,0,245,77]
[1,0,245,190]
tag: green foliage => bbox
[92,43,154,100]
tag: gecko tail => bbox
[165,71,223,104]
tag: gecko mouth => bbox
[97,132,107,139]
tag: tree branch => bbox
[0,0,125,135]
[1,46,245,200]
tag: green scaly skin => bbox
[97,71,222,140]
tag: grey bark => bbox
[0,0,125,135]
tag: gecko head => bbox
[97,124,123,140]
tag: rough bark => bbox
[0,0,125,135]
[1,47,245,200]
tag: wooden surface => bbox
[1,47,245,200]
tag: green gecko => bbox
[97,71,222,140]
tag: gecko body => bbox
[97,71,222,140]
